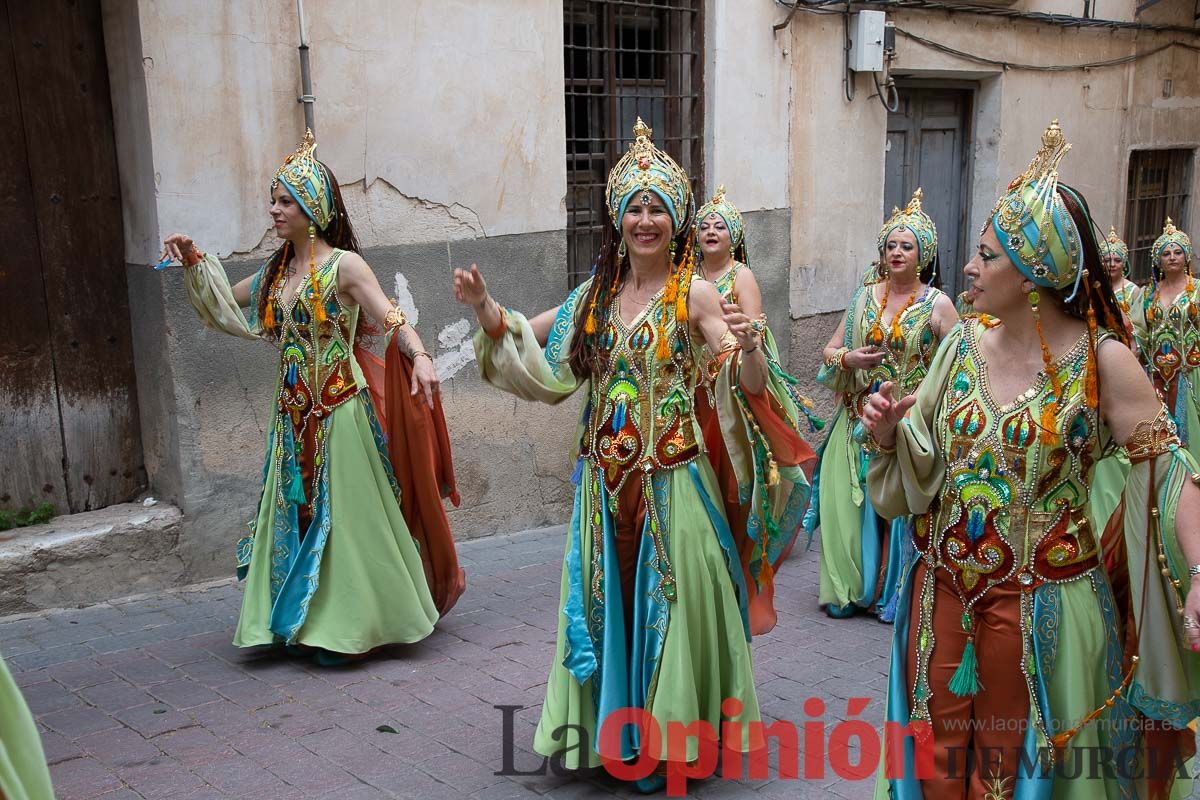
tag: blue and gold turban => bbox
[990,120,1083,294]
[695,185,745,248]
[271,128,335,231]
[605,118,692,235]
[1098,226,1129,272]
[1152,217,1193,265]
[877,187,938,270]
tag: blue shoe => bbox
[313,649,353,667]
[632,774,666,794]
[824,603,857,619]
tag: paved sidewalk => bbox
[2,527,893,800]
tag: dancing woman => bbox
[163,130,464,663]
[455,120,810,784]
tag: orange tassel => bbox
[1040,403,1058,445]
[656,328,671,360]
[759,553,775,588]
[1031,289,1060,444]
[308,229,327,325]
[584,307,597,335]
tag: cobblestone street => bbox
[6,528,902,799]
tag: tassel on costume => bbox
[948,613,981,697]
[948,638,981,697]
[307,224,327,325]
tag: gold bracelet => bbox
[824,347,848,369]
[412,351,433,362]
[384,305,408,334]
[863,434,897,456]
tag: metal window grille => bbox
[564,0,704,287]
[1124,148,1194,281]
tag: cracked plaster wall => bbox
[99,0,575,586]
[118,0,565,265]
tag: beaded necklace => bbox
[866,279,921,348]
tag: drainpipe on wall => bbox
[296,0,316,134]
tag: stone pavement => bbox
[1,526,894,800]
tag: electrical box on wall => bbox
[848,10,886,72]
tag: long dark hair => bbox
[566,221,694,380]
[256,161,361,337]
[1051,184,1129,347]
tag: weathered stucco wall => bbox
[705,0,792,212]
[99,0,579,590]
[122,0,566,262]
[787,6,1200,319]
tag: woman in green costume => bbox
[806,189,958,621]
[161,130,462,664]
[1102,225,1140,327]
[1090,225,1137,547]
[863,120,1200,799]
[692,185,820,635]
[454,120,808,789]
[1132,218,1200,465]
[0,652,54,800]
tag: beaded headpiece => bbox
[695,185,745,248]
[1098,225,1128,264]
[605,118,692,235]
[877,187,938,270]
[1098,225,1129,277]
[271,128,335,231]
[990,120,1082,294]
[1151,217,1193,265]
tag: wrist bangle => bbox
[825,346,848,369]
[864,434,897,456]
[412,351,433,362]
[384,305,408,334]
[483,303,507,340]
[1189,564,1200,578]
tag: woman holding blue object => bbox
[160,130,464,664]
[806,189,957,621]
[455,119,811,786]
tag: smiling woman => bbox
[157,129,465,666]
[454,118,814,792]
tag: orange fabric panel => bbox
[356,344,466,616]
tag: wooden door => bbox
[0,0,143,513]
[885,87,973,299]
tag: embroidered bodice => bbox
[849,285,942,417]
[582,293,703,498]
[272,251,362,435]
[1142,284,1200,392]
[917,320,1112,611]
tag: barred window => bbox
[1124,149,1193,281]
[564,0,704,287]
